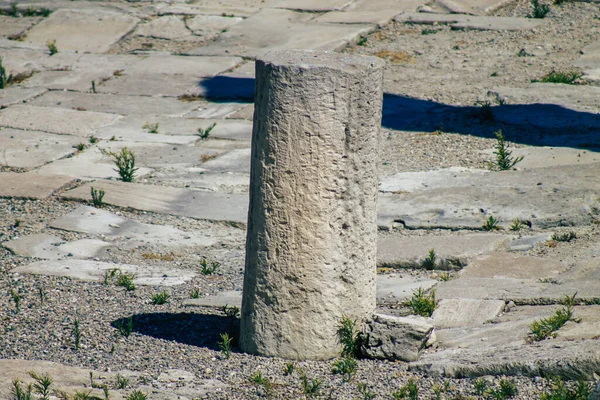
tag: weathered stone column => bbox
[240,50,384,360]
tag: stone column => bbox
[240,50,384,360]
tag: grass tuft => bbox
[493,130,523,171]
[151,291,170,305]
[337,316,359,358]
[538,70,581,84]
[529,293,579,341]
[407,288,437,317]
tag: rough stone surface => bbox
[432,299,506,328]
[360,313,434,362]
[0,105,121,137]
[0,172,73,199]
[0,129,80,169]
[186,14,244,36]
[25,9,138,53]
[183,290,243,308]
[0,87,47,108]
[274,0,354,11]
[14,259,196,286]
[133,16,192,40]
[460,252,567,280]
[240,50,385,360]
[376,274,438,302]
[61,180,248,224]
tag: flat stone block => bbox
[50,205,218,247]
[556,306,600,341]
[0,105,120,137]
[183,290,242,308]
[502,147,600,170]
[0,15,40,37]
[96,73,200,97]
[451,16,543,31]
[347,0,425,12]
[377,233,512,268]
[127,55,242,77]
[25,9,138,53]
[376,274,438,302]
[186,102,248,119]
[133,15,192,40]
[20,70,115,92]
[433,0,515,15]
[0,87,46,108]
[432,299,505,329]
[360,313,434,362]
[14,259,196,286]
[188,8,374,57]
[2,233,62,259]
[314,10,401,26]
[29,91,198,116]
[0,172,73,199]
[461,252,567,280]
[186,14,244,36]
[509,234,552,251]
[274,0,354,11]
[61,180,249,224]
[0,129,80,169]
[436,277,546,302]
[200,148,250,173]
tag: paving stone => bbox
[153,170,250,193]
[37,147,153,181]
[574,40,600,82]
[435,277,547,302]
[96,73,200,97]
[186,14,244,37]
[20,70,115,92]
[184,290,242,308]
[0,15,41,37]
[133,15,192,40]
[410,340,600,379]
[378,164,600,229]
[460,252,567,280]
[376,274,438,302]
[0,172,73,199]
[433,0,514,15]
[50,205,218,247]
[29,91,198,116]
[25,9,139,53]
[200,148,250,173]
[226,103,254,120]
[274,0,354,11]
[509,234,552,251]
[377,233,512,268]
[125,54,243,77]
[0,87,46,108]
[186,102,248,119]
[14,259,196,286]
[360,313,434,362]
[314,10,403,26]
[0,128,80,169]
[434,316,533,349]
[395,12,472,24]
[4,234,112,260]
[480,146,600,170]
[0,105,121,136]
[346,0,426,12]
[492,84,600,129]
[156,3,263,18]
[432,298,506,328]
[188,8,373,58]
[556,306,600,341]
[61,180,249,224]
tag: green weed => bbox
[151,291,170,305]
[189,287,201,299]
[10,288,21,313]
[142,122,159,134]
[487,378,517,399]
[528,0,550,18]
[357,382,375,400]
[483,215,501,231]
[284,362,295,376]
[473,378,488,395]
[510,218,526,231]
[90,187,105,208]
[47,39,58,55]
[539,70,581,84]
[540,377,593,400]
[125,390,147,400]
[218,332,233,359]
[529,293,579,341]
[107,147,139,182]
[222,304,240,318]
[422,248,437,270]
[91,80,96,93]
[75,143,86,152]
[115,272,136,291]
[11,378,33,400]
[332,357,357,382]
[407,288,437,317]
[357,36,368,46]
[38,286,46,305]
[114,316,133,338]
[116,373,129,389]
[250,372,273,397]
[89,136,98,144]
[392,377,419,400]
[493,130,523,171]
[200,259,220,275]
[197,122,216,139]
[551,231,576,242]
[301,374,322,398]
[337,316,359,358]
[29,371,53,400]
[0,56,14,89]
[72,317,81,350]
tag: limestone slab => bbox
[200,148,250,173]
[410,340,600,379]
[503,146,600,169]
[0,87,46,108]
[29,91,198,116]
[2,233,62,259]
[61,180,249,224]
[20,70,115,92]
[25,9,138,53]
[460,252,567,280]
[435,277,547,302]
[96,73,200,97]
[0,172,72,199]
[556,306,600,341]
[378,164,600,230]
[0,15,40,37]
[377,233,512,268]
[133,15,192,40]
[314,10,401,26]
[509,234,552,251]
[434,0,514,15]
[14,259,196,286]
[188,8,373,58]
[376,274,438,302]
[183,290,242,308]
[186,14,244,36]
[434,317,533,349]
[274,0,354,11]
[575,40,600,82]
[50,205,218,247]
[0,128,80,169]
[37,147,153,181]
[346,0,426,12]
[360,313,434,362]
[432,299,505,328]
[127,55,242,77]
[0,105,120,137]
[186,102,249,119]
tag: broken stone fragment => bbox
[360,313,434,362]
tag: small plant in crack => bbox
[114,316,133,338]
[332,357,357,382]
[75,143,86,152]
[106,147,139,182]
[487,378,518,399]
[538,70,582,84]
[125,390,147,400]
[483,215,501,231]
[407,288,437,317]
[151,291,170,305]
[89,135,98,144]
[189,287,201,299]
[200,258,220,275]
[529,293,579,341]
[392,377,419,400]
[11,378,33,400]
[72,316,82,350]
[46,39,58,55]
[250,372,273,398]
[540,377,593,400]
[197,122,216,139]
[337,316,359,358]
[438,271,451,281]
[218,332,233,359]
[509,218,527,231]
[357,382,376,400]
[29,371,53,400]
[301,373,322,398]
[551,231,576,242]
[91,80,96,93]
[473,378,489,396]
[222,304,240,318]
[10,288,21,313]
[116,373,129,389]
[283,362,295,376]
[38,286,46,305]
[90,186,105,208]
[422,248,437,270]
[0,56,14,89]
[115,271,136,291]
[142,122,159,134]
[528,0,550,18]
[493,130,523,171]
